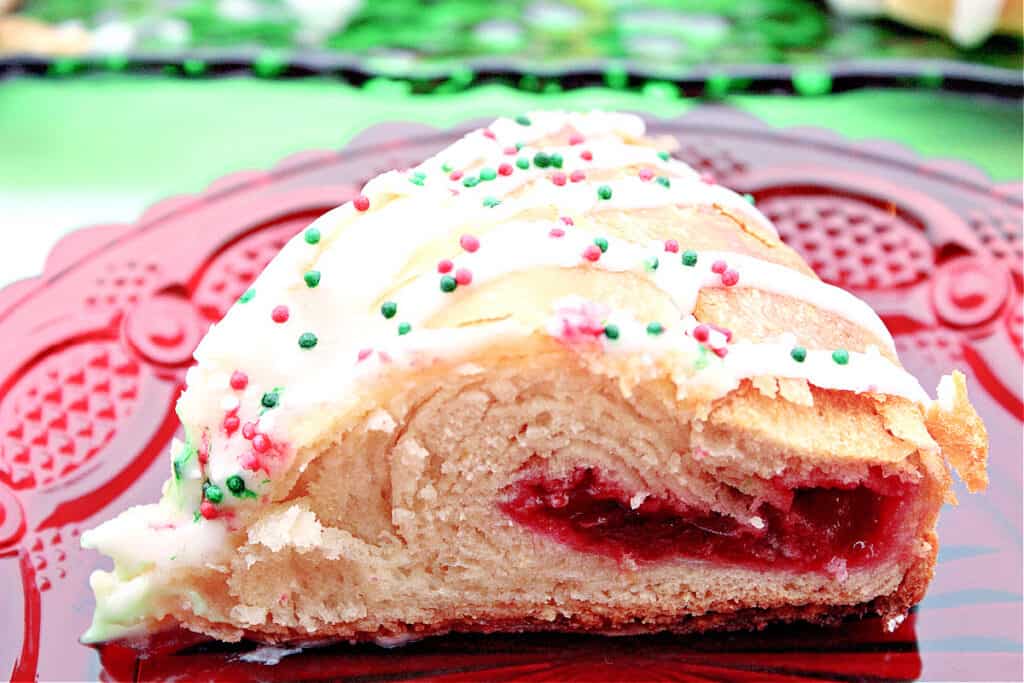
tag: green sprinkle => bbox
[298,332,318,349]
[398,322,412,335]
[483,196,502,208]
[644,256,659,271]
[597,185,613,200]
[440,275,457,292]
[657,151,670,161]
[656,176,671,188]
[832,349,850,365]
[646,322,664,336]
[204,483,223,504]
[790,346,807,363]
[594,237,609,253]
[479,167,497,181]
[533,152,551,168]
[303,270,321,288]
[408,175,424,186]
[261,391,279,409]
[694,345,710,370]
[170,555,176,561]
[516,157,530,170]
[550,153,563,169]
[515,115,531,126]
[381,301,398,319]
[193,510,201,523]
[681,250,698,267]
[226,475,246,495]
[463,176,479,188]
[239,288,255,303]
[304,227,321,244]
[515,142,524,151]
[442,162,452,173]
[172,438,196,481]
[743,193,756,205]
[603,324,620,340]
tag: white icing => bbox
[951,0,1004,46]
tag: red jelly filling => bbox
[500,467,916,572]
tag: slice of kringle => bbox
[82,111,989,646]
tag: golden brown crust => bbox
[925,371,989,493]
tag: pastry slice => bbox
[82,111,988,646]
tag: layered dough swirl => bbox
[82,111,988,645]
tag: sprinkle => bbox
[199,501,218,520]
[681,250,698,266]
[594,237,609,253]
[483,196,501,208]
[580,150,593,161]
[832,349,850,365]
[516,157,530,170]
[664,240,679,253]
[298,332,318,349]
[239,288,255,303]
[721,269,740,286]
[503,146,517,156]
[408,172,425,186]
[483,129,495,140]
[694,345,710,370]
[713,346,729,358]
[549,228,565,238]
[239,452,259,471]
[597,185,613,200]
[790,346,807,363]
[204,483,223,504]
[441,162,452,173]
[381,301,398,318]
[479,167,497,181]
[304,270,321,288]
[463,176,479,188]
[743,193,756,205]
[242,421,257,439]
[398,322,412,335]
[271,305,290,323]
[515,114,531,126]
[570,170,586,183]
[533,152,551,168]
[638,168,654,181]
[223,415,240,436]
[656,176,671,188]
[357,348,372,362]
[260,392,279,409]
[560,216,574,226]
[252,434,270,453]
[550,153,564,169]
[230,371,248,390]
[455,268,473,285]
[711,260,728,274]
[701,172,716,184]
[646,322,664,336]
[353,195,370,211]
[693,325,710,342]
[226,475,246,495]
[437,259,454,274]
[603,324,620,340]
[304,228,320,244]
[568,133,584,145]
[498,163,513,176]
[449,170,463,181]
[582,244,602,262]
[644,256,659,271]
[515,142,524,150]
[551,172,567,186]
[440,275,458,292]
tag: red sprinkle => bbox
[252,434,271,453]
[551,172,567,186]
[504,146,517,155]
[198,444,209,466]
[455,268,473,285]
[713,346,729,358]
[568,133,584,145]
[357,348,372,362]
[229,370,248,390]
[449,170,463,181]
[223,414,240,435]
[460,234,480,252]
[580,150,593,161]
[693,325,710,342]
[700,172,716,185]
[582,244,602,262]
[437,259,454,274]
[199,501,218,520]
[241,422,257,440]
[638,168,654,181]
[549,228,565,238]
[664,239,679,253]
[711,260,728,274]
[354,195,370,211]
[239,451,259,471]
[483,129,496,140]
[721,269,740,286]
[271,305,290,323]
[498,163,514,176]
[570,170,586,183]
[560,216,574,226]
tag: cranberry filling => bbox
[500,467,916,572]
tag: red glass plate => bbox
[1,108,1020,682]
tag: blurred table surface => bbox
[0,78,1021,289]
